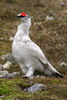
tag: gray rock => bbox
[60,62,67,67]
[23,83,45,92]
[0,70,20,78]
[60,2,65,6]
[0,53,11,61]
[0,70,9,78]
[0,95,5,98]
[6,54,16,63]
[0,53,16,63]
[46,14,54,21]
[0,64,3,70]
[7,72,20,78]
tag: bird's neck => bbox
[14,20,31,41]
[18,23,30,36]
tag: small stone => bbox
[9,36,14,41]
[66,53,67,56]
[0,95,5,98]
[0,70,9,78]
[35,75,40,78]
[3,61,11,69]
[0,53,16,63]
[23,83,45,92]
[60,62,67,67]
[0,37,4,41]
[6,54,16,63]
[7,72,20,78]
[0,70,20,78]
[46,14,54,21]
[0,53,11,61]
[63,10,67,14]
[40,75,46,78]
[60,2,65,6]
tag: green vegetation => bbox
[0,0,67,100]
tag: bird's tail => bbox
[44,62,64,78]
[51,72,63,78]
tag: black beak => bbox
[17,14,21,18]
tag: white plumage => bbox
[12,13,63,79]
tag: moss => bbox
[0,78,67,100]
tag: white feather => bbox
[12,16,63,78]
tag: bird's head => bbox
[17,12,32,26]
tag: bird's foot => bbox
[21,74,34,79]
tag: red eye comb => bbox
[20,12,27,17]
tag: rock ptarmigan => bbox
[12,12,63,79]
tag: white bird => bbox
[12,12,63,79]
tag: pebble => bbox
[0,70,9,78]
[60,62,67,67]
[0,53,11,61]
[66,53,67,56]
[0,70,20,78]
[7,72,20,78]
[3,61,11,69]
[46,14,54,21]
[0,37,4,41]
[0,95,5,98]
[60,2,65,6]
[6,54,16,63]
[23,83,45,92]
[9,36,14,41]
[0,53,16,63]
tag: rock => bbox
[7,72,20,78]
[3,61,11,69]
[0,53,11,61]
[0,64,3,70]
[35,75,40,78]
[23,83,45,92]
[0,70,20,78]
[0,37,4,41]
[9,36,14,41]
[0,95,5,98]
[6,54,16,63]
[60,2,65,6]
[60,62,67,67]
[66,53,67,56]
[63,10,67,14]
[0,53,16,63]
[0,70,9,78]
[40,75,46,78]
[46,14,54,21]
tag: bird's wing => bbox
[28,42,49,65]
[28,42,64,78]
[27,41,57,72]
